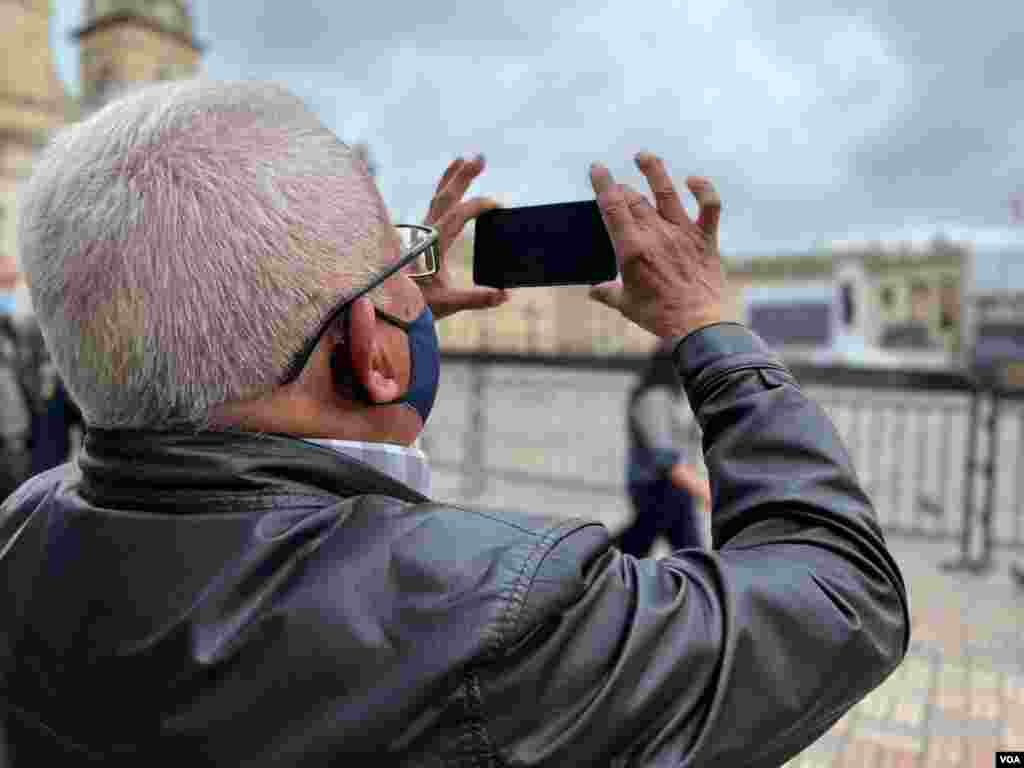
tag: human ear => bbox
[342,297,403,404]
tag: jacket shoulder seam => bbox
[439,503,560,536]
[486,517,601,656]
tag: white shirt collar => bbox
[302,438,432,497]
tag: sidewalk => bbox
[782,534,1024,768]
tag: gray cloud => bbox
[55,0,1024,252]
[768,0,1024,239]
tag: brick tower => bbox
[0,0,70,289]
[75,0,202,113]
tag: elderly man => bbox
[0,80,908,766]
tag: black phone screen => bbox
[473,201,618,288]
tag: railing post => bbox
[978,390,1002,569]
[1016,405,1024,548]
[525,302,539,354]
[944,386,981,571]
[462,357,488,500]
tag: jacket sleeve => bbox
[478,323,910,768]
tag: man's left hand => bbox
[418,155,509,320]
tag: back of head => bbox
[17,79,387,428]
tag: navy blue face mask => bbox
[332,305,441,425]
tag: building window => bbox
[749,303,832,346]
[840,283,856,327]
[90,63,116,107]
[939,277,958,331]
[910,279,930,323]
[150,1,186,31]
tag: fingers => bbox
[441,196,500,241]
[435,157,465,194]
[590,163,634,242]
[449,287,508,310]
[429,287,509,320]
[636,152,691,225]
[687,176,722,239]
[620,184,658,227]
[588,161,615,195]
[427,154,486,224]
[436,157,466,194]
[441,154,485,208]
[588,279,625,310]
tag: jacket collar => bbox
[77,428,430,513]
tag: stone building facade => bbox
[726,239,967,365]
[0,0,72,291]
[439,233,970,363]
[0,0,201,303]
[76,0,201,111]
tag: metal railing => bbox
[422,352,1024,558]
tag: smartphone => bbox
[473,201,618,288]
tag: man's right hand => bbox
[588,153,724,340]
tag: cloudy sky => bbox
[51,0,1024,256]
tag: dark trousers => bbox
[616,477,703,557]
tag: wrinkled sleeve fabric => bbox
[479,323,910,767]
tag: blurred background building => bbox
[0,0,202,309]
[727,238,968,369]
[968,247,1024,382]
[439,232,1002,367]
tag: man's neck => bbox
[210,390,422,446]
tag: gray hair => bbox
[18,79,389,428]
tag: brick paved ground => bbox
[782,534,1024,768]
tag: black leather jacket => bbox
[0,324,909,766]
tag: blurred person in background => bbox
[616,337,711,556]
[0,79,907,766]
[19,320,83,478]
[0,265,31,501]
[0,261,15,768]
[0,285,82,500]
